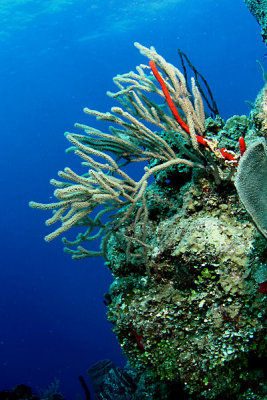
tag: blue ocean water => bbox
[0,0,265,398]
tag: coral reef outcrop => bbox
[106,172,266,399]
[30,42,267,399]
[245,0,267,45]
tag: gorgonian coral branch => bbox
[30,43,244,259]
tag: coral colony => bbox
[30,43,267,399]
[149,59,246,162]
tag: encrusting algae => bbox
[30,43,267,399]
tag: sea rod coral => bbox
[30,42,247,260]
[30,43,267,399]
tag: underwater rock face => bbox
[106,177,267,399]
[245,0,267,44]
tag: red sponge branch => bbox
[239,137,246,156]
[149,60,190,134]
[149,60,209,149]
[149,60,240,165]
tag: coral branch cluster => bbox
[30,43,246,259]
[149,58,246,164]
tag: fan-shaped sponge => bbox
[235,139,267,239]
